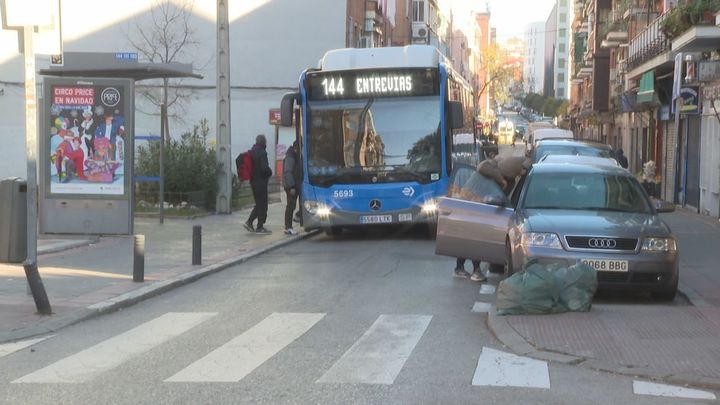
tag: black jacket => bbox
[249,144,272,185]
[282,146,303,189]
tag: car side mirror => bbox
[654,199,675,213]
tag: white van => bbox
[528,128,574,150]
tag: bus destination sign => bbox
[307,69,438,100]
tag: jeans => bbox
[284,188,299,229]
[456,258,480,271]
[248,182,269,228]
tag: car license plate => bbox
[359,215,393,224]
[398,213,412,222]
[582,259,629,272]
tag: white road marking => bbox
[633,380,717,400]
[472,347,550,389]
[0,336,53,359]
[13,312,215,383]
[479,285,496,295]
[317,314,432,385]
[472,302,493,313]
[166,312,325,382]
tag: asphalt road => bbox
[0,229,708,405]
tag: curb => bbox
[37,237,99,256]
[0,230,320,344]
[487,307,720,391]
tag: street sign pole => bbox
[22,25,52,315]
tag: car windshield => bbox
[534,144,612,163]
[306,96,440,184]
[523,172,651,213]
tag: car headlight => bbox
[421,199,438,214]
[522,232,562,249]
[304,201,330,217]
[642,237,677,252]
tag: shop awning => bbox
[637,71,655,104]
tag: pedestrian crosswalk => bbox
[1,311,718,401]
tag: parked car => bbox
[530,139,615,163]
[435,159,679,300]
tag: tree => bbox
[125,0,202,127]
[476,44,518,110]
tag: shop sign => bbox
[269,108,282,125]
[679,86,700,114]
[699,61,720,82]
[703,82,720,100]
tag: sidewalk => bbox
[0,201,314,344]
[488,209,720,390]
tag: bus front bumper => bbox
[302,204,438,231]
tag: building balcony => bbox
[627,11,670,73]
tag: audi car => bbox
[435,158,679,300]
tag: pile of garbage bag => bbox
[496,260,598,315]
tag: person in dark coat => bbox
[616,149,629,169]
[244,134,273,234]
[283,141,303,235]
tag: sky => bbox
[449,0,557,42]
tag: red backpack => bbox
[236,150,253,181]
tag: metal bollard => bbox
[192,225,202,265]
[133,234,145,282]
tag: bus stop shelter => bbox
[38,52,202,235]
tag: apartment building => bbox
[524,22,546,94]
[570,0,720,217]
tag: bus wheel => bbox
[426,222,438,239]
[324,226,342,237]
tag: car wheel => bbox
[651,290,677,302]
[488,263,504,273]
[426,221,438,239]
[324,226,342,237]
[503,239,513,278]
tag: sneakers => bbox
[243,221,254,233]
[284,228,298,235]
[453,268,471,279]
[255,227,272,234]
[471,270,487,282]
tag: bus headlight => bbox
[304,201,331,218]
[421,200,438,214]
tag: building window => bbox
[558,58,566,68]
[557,88,565,98]
[558,43,565,53]
[558,73,565,82]
[560,0,567,5]
[558,28,566,38]
[560,13,567,22]
[413,0,425,22]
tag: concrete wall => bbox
[0,0,345,179]
[700,99,720,217]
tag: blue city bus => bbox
[280,45,479,236]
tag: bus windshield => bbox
[306,96,441,185]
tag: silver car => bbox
[436,160,679,300]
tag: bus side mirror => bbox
[280,92,298,127]
[449,101,463,129]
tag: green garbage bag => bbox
[558,262,598,312]
[496,262,563,315]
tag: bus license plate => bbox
[581,259,629,272]
[359,215,393,224]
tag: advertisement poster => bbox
[48,85,127,195]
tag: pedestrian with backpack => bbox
[243,134,273,234]
[282,141,303,235]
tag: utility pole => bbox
[22,26,52,315]
[216,0,232,214]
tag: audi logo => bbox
[588,238,617,249]
[369,199,381,211]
